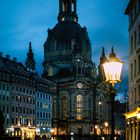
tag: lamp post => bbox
[102,47,124,140]
[98,98,102,136]
[104,122,108,134]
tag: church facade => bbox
[43,0,111,135]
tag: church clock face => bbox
[77,82,83,89]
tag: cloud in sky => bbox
[0,0,129,96]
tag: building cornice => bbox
[124,106,140,119]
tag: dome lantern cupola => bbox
[58,0,78,22]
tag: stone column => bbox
[136,121,139,140]
[132,120,136,140]
[128,120,132,140]
[125,120,129,140]
[138,120,140,140]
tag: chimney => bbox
[13,57,17,63]
[0,52,2,57]
[6,55,10,60]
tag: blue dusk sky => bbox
[0,0,129,100]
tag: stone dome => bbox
[51,21,86,41]
[45,21,91,54]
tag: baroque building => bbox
[0,42,55,140]
[35,77,53,138]
[43,0,110,136]
[124,0,140,140]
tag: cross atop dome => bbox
[58,0,78,22]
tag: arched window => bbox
[77,95,83,103]
[78,67,81,74]
[48,66,53,76]
[62,2,65,12]
[76,94,83,120]
[71,39,76,49]
[98,97,104,121]
[61,96,68,119]
[71,3,74,12]
[64,3,68,12]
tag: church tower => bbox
[43,0,98,136]
[98,47,107,81]
[25,42,36,72]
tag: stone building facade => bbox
[0,42,55,139]
[35,77,53,138]
[124,0,140,140]
[43,0,111,136]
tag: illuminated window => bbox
[74,18,77,22]
[77,95,82,102]
[61,17,65,21]
[77,108,82,112]
[48,66,53,76]
[76,94,83,120]
[71,39,76,49]
[61,96,68,119]
[62,2,65,12]
[77,114,82,120]
[77,104,82,107]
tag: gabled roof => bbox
[125,0,137,15]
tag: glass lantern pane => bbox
[103,62,123,83]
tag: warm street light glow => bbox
[95,125,98,129]
[103,62,123,83]
[98,101,102,105]
[104,122,108,127]
[102,47,124,140]
[50,129,54,133]
[102,47,124,86]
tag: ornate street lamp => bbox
[102,47,124,140]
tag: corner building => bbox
[43,0,100,135]
[124,0,140,140]
[0,43,55,140]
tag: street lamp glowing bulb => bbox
[95,125,98,129]
[104,122,108,127]
[102,47,124,86]
[103,61,123,84]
